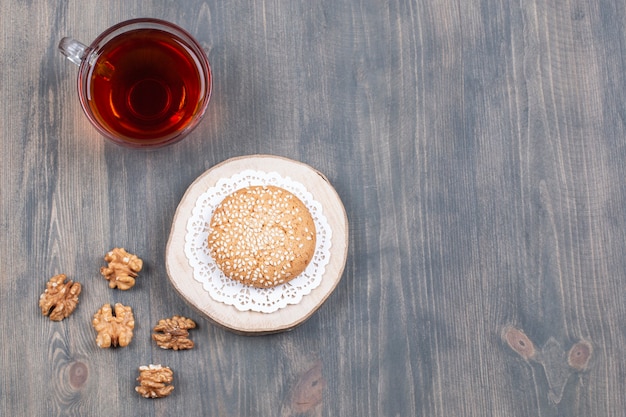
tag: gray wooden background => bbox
[2,0,626,416]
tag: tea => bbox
[85,28,210,146]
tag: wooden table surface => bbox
[2,0,626,416]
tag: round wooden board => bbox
[165,155,349,335]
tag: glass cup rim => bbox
[76,18,212,149]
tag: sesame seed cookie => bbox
[207,185,316,288]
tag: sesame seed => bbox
[207,185,316,288]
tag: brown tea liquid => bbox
[86,29,209,145]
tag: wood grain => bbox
[3,0,626,415]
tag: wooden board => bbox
[6,1,626,415]
[165,155,349,334]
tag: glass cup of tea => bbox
[59,18,212,148]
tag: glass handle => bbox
[58,37,87,66]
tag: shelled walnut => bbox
[135,364,174,398]
[92,303,135,348]
[152,315,197,350]
[39,274,82,321]
[99,248,143,290]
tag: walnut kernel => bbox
[152,315,197,350]
[39,274,82,321]
[135,364,174,398]
[92,303,135,348]
[100,248,143,290]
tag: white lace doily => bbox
[184,170,332,313]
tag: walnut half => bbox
[152,316,197,350]
[135,364,174,398]
[92,303,135,348]
[39,274,82,321]
[100,248,143,290]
